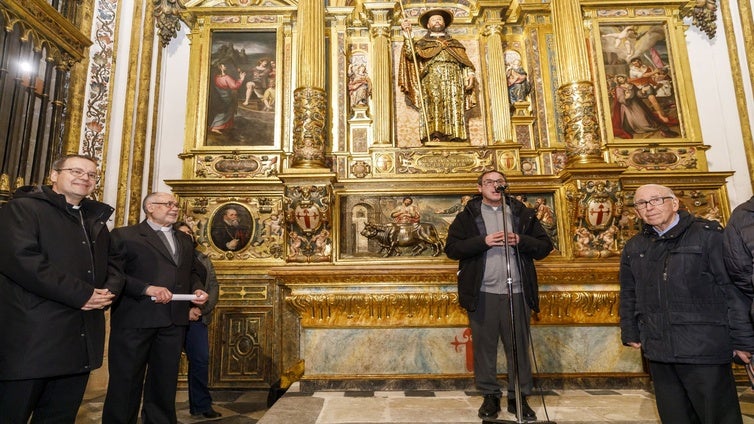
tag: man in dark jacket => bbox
[0,154,123,422]
[445,170,552,420]
[621,184,754,424]
[724,195,754,302]
[103,192,207,424]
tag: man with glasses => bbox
[445,170,553,420]
[103,192,208,423]
[0,154,123,422]
[620,184,754,423]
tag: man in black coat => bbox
[103,192,207,424]
[0,154,123,422]
[445,170,552,421]
[621,184,754,423]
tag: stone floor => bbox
[75,383,754,423]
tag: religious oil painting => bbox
[210,202,254,252]
[205,31,277,147]
[338,193,558,260]
[599,22,681,140]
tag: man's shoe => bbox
[478,394,501,419]
[192,408,222,419]
[507,397,537,420]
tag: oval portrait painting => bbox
[210,203,254,252]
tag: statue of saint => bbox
[347,63,372,108]
[398,9,477,143]
[505,50,532,104]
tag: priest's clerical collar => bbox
[146,219,172,232]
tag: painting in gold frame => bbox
[209,202,254,252]
[599,22,681,140]
[205,31,277,147]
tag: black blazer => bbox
[110,220,203,328]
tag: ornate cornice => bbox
[273,263,621,327]
[0,0,92,67]
[284,289,620,327]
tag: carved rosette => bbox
[557,82,602,164]
[350,160,371,178]
[292,87,327,168]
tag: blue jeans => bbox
[185,321,213,414]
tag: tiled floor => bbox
[76,383,754,423]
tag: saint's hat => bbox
[418,9,453,29]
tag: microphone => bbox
[495,184,508,193]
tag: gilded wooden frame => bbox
[336,192,559,261]
[590,7,702,146]
[183,13,287,153]
[598,21,682,140]
[209,202,255,253]
[203,30,278,148]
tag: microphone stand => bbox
[485,185,555,424]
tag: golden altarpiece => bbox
[156,0,729,391]
[0,0,738,396]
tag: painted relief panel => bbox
[339,193,558,259]
[206,31,277,147]
[599,22,681,140]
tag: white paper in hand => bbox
[150,294,198,301]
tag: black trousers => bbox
[103,325,186,424]
[0,372,89,423]
[648,360,742,424]
[468,292,533,398]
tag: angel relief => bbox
[600,23,680,140]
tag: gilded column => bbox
[551,0,603,165]
[115,0,157,225]
[727,0,754,188]
[482,22,512,144]
[292,0,327,168]
[365,5,394,146]
[64,1,96,156]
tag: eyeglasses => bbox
[482,179,506,186]
[55,168,100,182]
[151,201,180,208]
[634,196,674,210]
